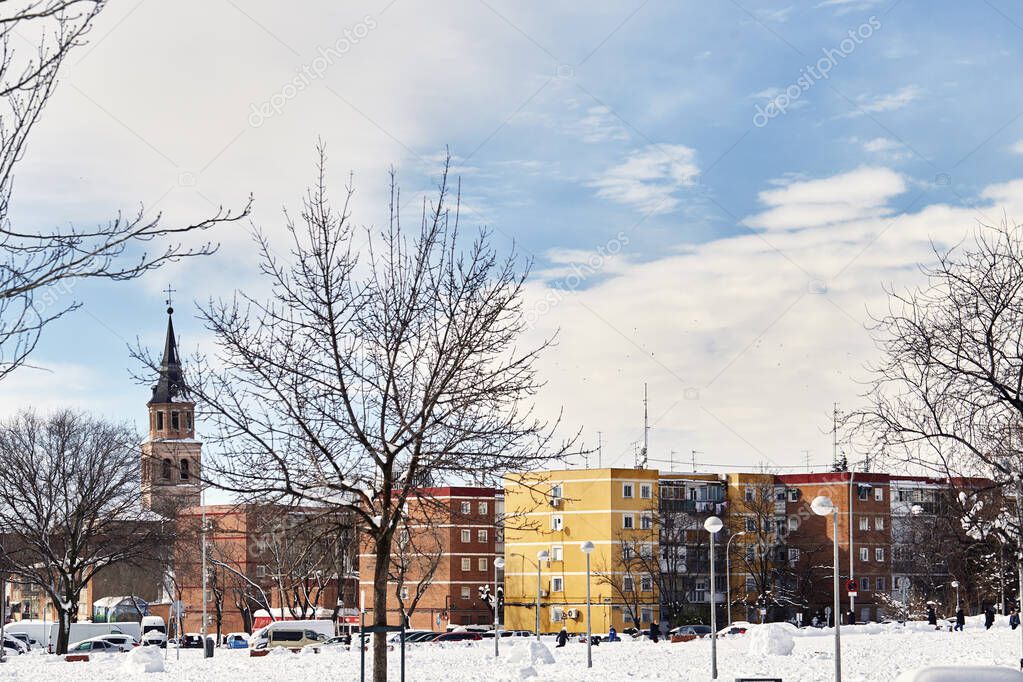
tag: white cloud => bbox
[862,137,912,161]
[743,166,906,231]
[847,86,921,117]
[524,168,1012,469]
[815,0,885,15]
[574,105,630,144]
[589,144,699,215]
[1011,140,1023,155]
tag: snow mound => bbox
[517,666,537,678]
[747,623,795,656]
[894,666,1023,682]
[121,645,164,674]
[506,640,555,666]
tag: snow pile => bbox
[747,623,796,656]
[121,646,164,674]
[894,666,1023,682]
[505,640,555,666]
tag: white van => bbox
[250,620,334,649]
[5,620,142,652]
[140,616,166,647]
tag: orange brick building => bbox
[359,487,499,631]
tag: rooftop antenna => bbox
[638,383,649,469]
[669,449,678,472]
[691,449,703,472]
[597,431,603,468]
[832,403,839,470]
[802,449,812,472]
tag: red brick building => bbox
[359,487,499,631]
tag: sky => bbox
[6,0,1023,476]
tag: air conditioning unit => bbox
[566,609,579,619]
[540,590,549,597]
[552,610,565,621]
[549,498,562,507]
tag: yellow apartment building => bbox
[724,472,782,623]
[503,468,661,634]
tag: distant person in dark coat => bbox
[648,622,659,643]
[927,604,937,627]
[1010,610,1020,630]
[954,608,965,631]
[985,606,995,630]
[556,627,569,647]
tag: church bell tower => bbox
[141,301,202,517]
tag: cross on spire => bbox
[164,284,176,314]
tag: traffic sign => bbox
[846,579,858,593]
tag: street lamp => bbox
[951,580,960,612]
[811,495,841,682]
[704,515,723,680]
[580,541,595,669]
[725,530,747,627]
[494,557,505,657]
[536,550,550,641]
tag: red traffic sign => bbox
[846,579,858,593]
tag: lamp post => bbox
[951,580,960,612]
[704,516,723,680]
[725,530,747,627]
[494,557,505,657]
[812,495,841,682]
[581,541,595,669]
[536,550,549,641]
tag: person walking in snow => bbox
[607,626,619,642]
[954,607,965,631]
[556,627,569,648]
[648,621,659,643]
[659,620,669,641]
[984,605,995,630]
[926,604,937,627]
[1010,610,1020,630]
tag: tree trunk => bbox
[55,597,71,655]
[372,534,391,682]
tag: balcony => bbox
[661,499,726,515]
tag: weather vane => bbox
[164,284,176,314]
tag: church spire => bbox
[149,300,187,405]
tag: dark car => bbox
[431,632,481,643]
[408,632,440,643]
[670,625,712,638]
[180,634,205,649]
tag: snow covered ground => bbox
[1,617,1022,681]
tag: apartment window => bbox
[775,520,786,535]
[745,577,757,592]
[640,607,654,623]
[745,518,756,532]
[256,565,267,578]
[156,411,164,430]
[461,501,471,514]
[461,529,471,543]
[623,483,634,498]
[622,544,635,560]
[479,501,488,515]
[858,486,870,501]
[639,543,653,559]
[171,411,180,431]
[788,489,800,502]
[623,514,635,530]
[479,558,488,571]
[161,458,172,479]
[876,577,886,591]
[874,488,884,502]
[874,517,884,531]
[400,587,409,600]
[461,586,470,599]
[623,575,634,592]
[745,487,754,502]
[788,548,800,566]
[859,547,869,562]
[875,548,884,562]
[551,545,563,561]
[640,513,652,530]
[186,412,193,431]
[860,577,870,591]
[776,490,786,502]
[858,517,869,531]
[478,529,488,543]
[552,577,564,592]
[640,484,652,499]
[551,515,564,531]
[787,517,799,532]
[461,558,471,571]
[179,459,190,480]
[640,575,653,592]
[551,484,563,500]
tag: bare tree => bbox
[0,1,249,381]
[593,523,659,630]
[170,145,572,681]
[390,518,444,627]
[0,409,165,653]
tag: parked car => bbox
[140,616,167,647]
[716,621,750,636]
[224,632,250,649]
[405,632,439,643]
[68,638,123,654]
[180,634,205,649]
[670,625,712,638]
[253,628,325,651]
[388,630,430,644]
[9,634,31,651]
[2,635,27,656]
[430,632,481,643]
[98,634,140,651]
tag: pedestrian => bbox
[926,603,937,628]
[811,615,819,628]
[955,607,965,631]
[659,620,669,641]
[648,621,659,643]
[985,605,995,630]
[607,626,619,642]
[556,627,568,648]
[1010,610,1020,630]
